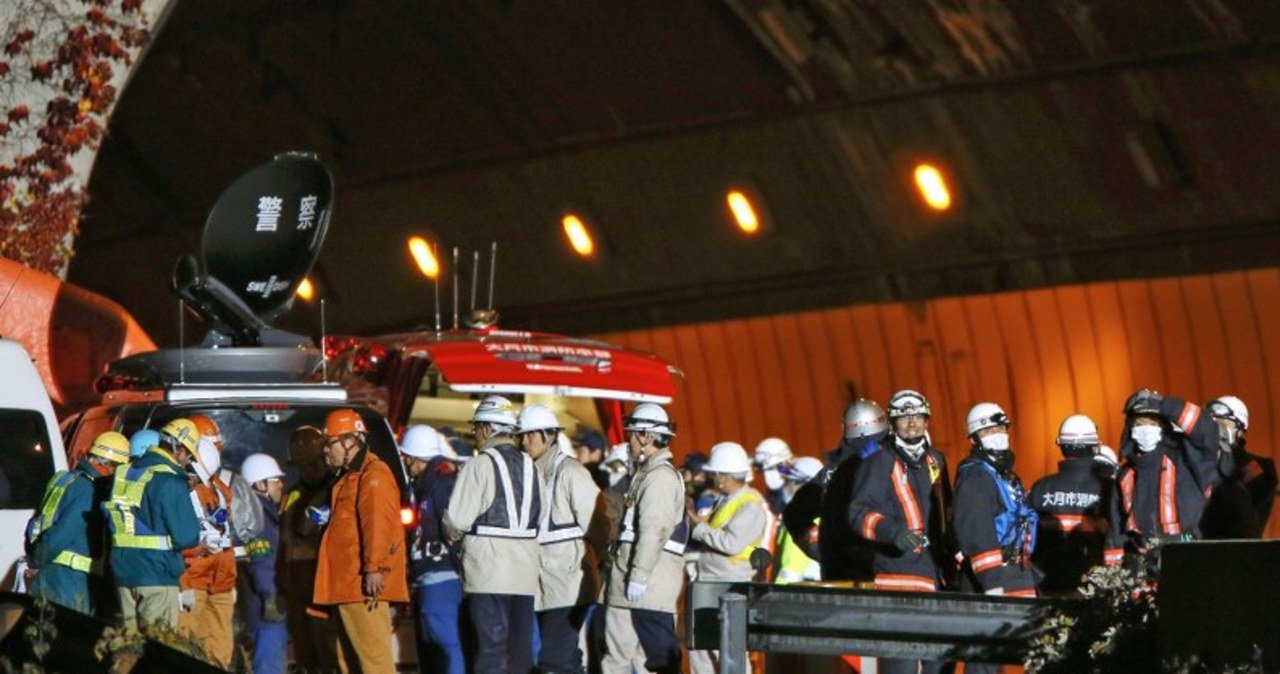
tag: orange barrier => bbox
[0,257,156,415]
[596,268,1280,539]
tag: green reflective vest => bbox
[107,462,181,550]
[28,470,94,572]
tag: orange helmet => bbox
[325,409,367,437]
[190,414,223,448]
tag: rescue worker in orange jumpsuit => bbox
[314,409,410,674]
[177,414,238,669]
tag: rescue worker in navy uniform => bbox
[25,431,131,613]
[603,403,687,674]
[1104,389,1225,575]
[400,424,465,674]
[848,390,950,674]
[443,395,541,674]
[1200,396,1277,539]
[1029,415,1110,595]
[781,399,888,582]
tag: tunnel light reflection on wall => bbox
[726,190,760,234]
[296,277,315,302]
[408,236,440,278]
[913,163,952,211]
[562,214,595,257]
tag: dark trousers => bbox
[537,604,591,674]
[468,593,535,674]
[632,608,680,674]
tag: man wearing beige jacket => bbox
[603,403,687,674]
[444,396,541,674]
[516,405,607,674]
[687,442,769,674]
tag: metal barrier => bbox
[686,581,1074,673]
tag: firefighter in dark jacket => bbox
[847,390,950,674]
[1029,415,1110,595]
[1200,396,1277,539]
[954,402,1038,597]
[1104,389,1225,575]
[781,399,888,582]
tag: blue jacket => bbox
[108,448,201,588]
[410,457,460,582]
[30,459,99,570]
[248,492,280,600]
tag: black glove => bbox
[893,529,928,552]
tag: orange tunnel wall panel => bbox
[594,268,1280,539]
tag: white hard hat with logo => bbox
[1056,414,1100,446]
[473,395,518,428]
[241,453,285,485]
[704,442,752,475]
[1208,395,1249,430]
[753,437,792,470]
[966,402,1010,436]
[400,424,445,459]
[623,403,675,436]
[888,390,931,418]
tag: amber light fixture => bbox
[296,277,315,301]
[562,213,595,257]
[913,163,953,211]
[726,190,760,234]
[408,236,440,278]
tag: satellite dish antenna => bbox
[172,151,334,346]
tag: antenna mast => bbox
[488,241,497,310]
[470,250,479,316]
[178,300,186,384]
[320,298,328,382]
[432,242,442,333]
[452,247,460,329]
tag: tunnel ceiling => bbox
[70,0,1280,345]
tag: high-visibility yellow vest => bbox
[773,520,819,584]
[106,458,181,550]
[708,489,766,564]
[29,470,95,572]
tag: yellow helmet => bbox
[89,431,132,464]
[160,418,201,453]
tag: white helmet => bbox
[888,390,931,419]
[1056,414,1100,447]
[517,404,562,434]
[473,395,518,429]
[193,436,222,483]
[843,400,889,440]
[753,437,792,470]
[705,442,752,475]
[400,424,445,459]
[602,443,631,468]
[966,402,1010,435]
[784,456,824,482]
[1094,444,1118,468]
[241,453,285,485]
[623,403,675,436]
[1207,395,1249,430]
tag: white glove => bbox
[626,581,647,603]
[180,589,196,611]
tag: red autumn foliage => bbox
[1,1,150,275]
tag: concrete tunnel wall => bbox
[595,267,1280,539]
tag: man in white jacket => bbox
[688,442,768,674]
[517,405,606,674]
[603,403,687,674]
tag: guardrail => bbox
[686,581,1075,673]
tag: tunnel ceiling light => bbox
[913,163,952,211]
[408,236,440,278]
[562,213,595,257]
[726,190,760,234]
[296,277,315,302]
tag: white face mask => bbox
[763,468,785,492]
[979,433,1010,451]
[1132,425,1162,452]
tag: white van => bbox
[0,338,69,589]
